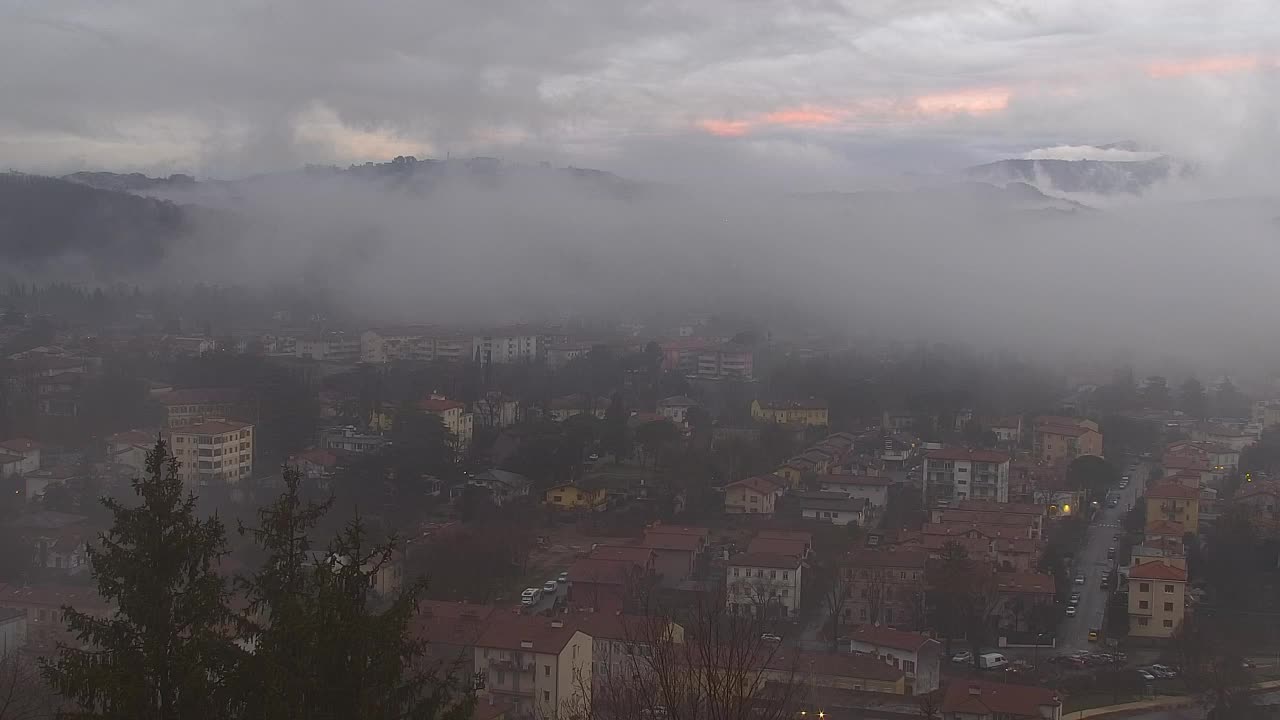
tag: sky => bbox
[2,0,1279,188]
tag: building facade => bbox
[726,552,802,619]
[169,419,254,487]
[923,448,1011,505]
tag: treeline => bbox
[38,439,475,720]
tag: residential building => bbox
[989,417,1023,446]
[319,425,388,454]
[22,466,81,501]
[936,500,1046,540]
[848,626,942,694]
[993,572,1056,634]
[4,510,91,575]
[578,614,683,694]
[475,393,520,429]
[746,534,810,562]
[469,469,531,506]
[295,332,360,362]
[1234,480,1280,520]
[568,547,656,613]
[1252,399,1280,429]
[1032,416,1103,464]
[544,483,607,511]
[0,453,25,478]
[657,395,698,426]
[941,679,1062,720]
[0,582,109,654]
[751,398,829,426]
[432,335,474,362]
[473,331,541,364]
[0,609,26,657]
[105,430,154,474]
[545,341,596,368]
[472,615,593,718]
[658,337,717,373]
[158,388,242,428]
[841,549,928,628]
[726,552,802,619]
[923,448,1011,505]
[1128,560,1188,639]
[723,475,785,515]
[168,418,254,487]
[641,525,709,583]
[419,396,474,450]
[288,448,341,483]
[1192,424,1257,452]
[795,491,868,526]
[359,327,435,363]
[761,650,905,696]
[0,438,40,475]
[1145,482,1200,535]
[412,601,497,690]
[816,474,891,508]
[696,343,753,380]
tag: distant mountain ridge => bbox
[63,171,197,193]
[963,146,1194,200]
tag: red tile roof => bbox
[996,572,1055,595]
[848,625,937,653]
[475,614,584,654]
[291,448,339,467]
[419,397,465,412]
[1147,481,1201,500]
[567,558,641,586]
[926,448,1010,464]
[0,438,39,453]
[1163,454,1211,472]
[938,511,1037,528]
[942,679,1060,718]
[845,548,928,570]
[726,475,785,495]
[746,537,808,558]
[413,601,496,646]
[817,474,891,487]
[953,499,1045,516]
[172,419,251,435]
[728,552,802,570]
[159,388,241,406]
[643,524,710,538]
[1235,481,1280,500]
[106,430,155,447]
[1129,562,1188,581]
[640,534,702,552]
[765,650,904,683]
[753,530,813,545]
[1146,517,1182,535]
[1037,424,1091,437]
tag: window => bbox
[770,570,777,579]
[1139,582,1150,592]
[1139,600,1149,609]
[545,665,551,676]
[732,568,739,577]
[496,671,505,685]
[1138,617,1150,626]
[1163,619,1174,628]
[1164,602,1174,612]
[1164,584,1175,594]
[782,572,789,580]
[904,660,915,674]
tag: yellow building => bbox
[751,398,829,427]
[1128,559,1188,639]
[1145,482,1201,535]
[168,418,253,488]
[1032,416,1103,464]
[371,396,473,451]
[724,475,785,515]
[544,483,608,510]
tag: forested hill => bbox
[0,173,203,269]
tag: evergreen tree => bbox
[41,438,234,720]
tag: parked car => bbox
[521,588,541,605]
[1074,574,1086,585]
[760,633,782,643]
[542,580,558,593]
[952,650,973,664]
[1107,547,1116,560]
[558,571,569,583]
[1065,605,1077,617]
[1088,628,1100,642]
[1137,669,1156,682]
[1070,591,1082,603]
[978,652,1009,670]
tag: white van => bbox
[521,587,541,606]
[978,652,1009,670]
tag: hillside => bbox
[0,173,197,269]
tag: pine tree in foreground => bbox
[41,438,235,720]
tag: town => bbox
[0,295,1277,720]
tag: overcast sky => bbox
[2,1,1278,187]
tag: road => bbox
[1110,690,1280,719]
[522,579,568,614]
[1058,459,1147,652]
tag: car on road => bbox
[1107,547,1116,559]
[1107,497,1119,508]
[542,580,558,593]
[951,650,973,664]
[1121,475,1130,481]
[978,652,1009,670]
[1137,669,1156,682]
[1113,533,1122,541]
[760,633,782,643]
[1065,605,1077,617]
[521,587,541,605]
[1088,628,1100,642]
[1074,574,1086,585]
[1070,591,1081,603]
[558,571,569,583]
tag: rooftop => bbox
[728,552,802,570]
[1129,561,1188,581]
[757,397,828,411]
[475,614,584,654]
[159,387,241,406]
[589,545,655,565]
[745,537,808,558]
[419,397,465,412]
[816,474,891,487]
[725,475,785,495]
[845,548,928,570]
[952,499,1045,516]
[0,438,39,453]
[848,625,937,653]
[172,418,251,435]
[942,679,1060,718]
[1146,481,1201,500]
[926,447,1010,464]
[765,650,904,683]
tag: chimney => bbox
[968,684,982,696]
[520,640,534,649]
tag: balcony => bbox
[489,657,536,673]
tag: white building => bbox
[796,492,868,526]
[923,448,1011,505]
[0,439,40,475]
[816,474,891,509]
[473,615,593,719]
[295,333,360,362]
[473,332,541,364]
[475,393,520,428]
[657,396,698,427]
[848,626,942,695]
[726,552,803,619]
[168,419,254,487]
[360,327,434,363]
[0,608,27,657]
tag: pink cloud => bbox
[697,119,752,137]
[1146,54,1272,79]
[913,88,1011,115]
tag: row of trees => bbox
[38,439,475,720]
